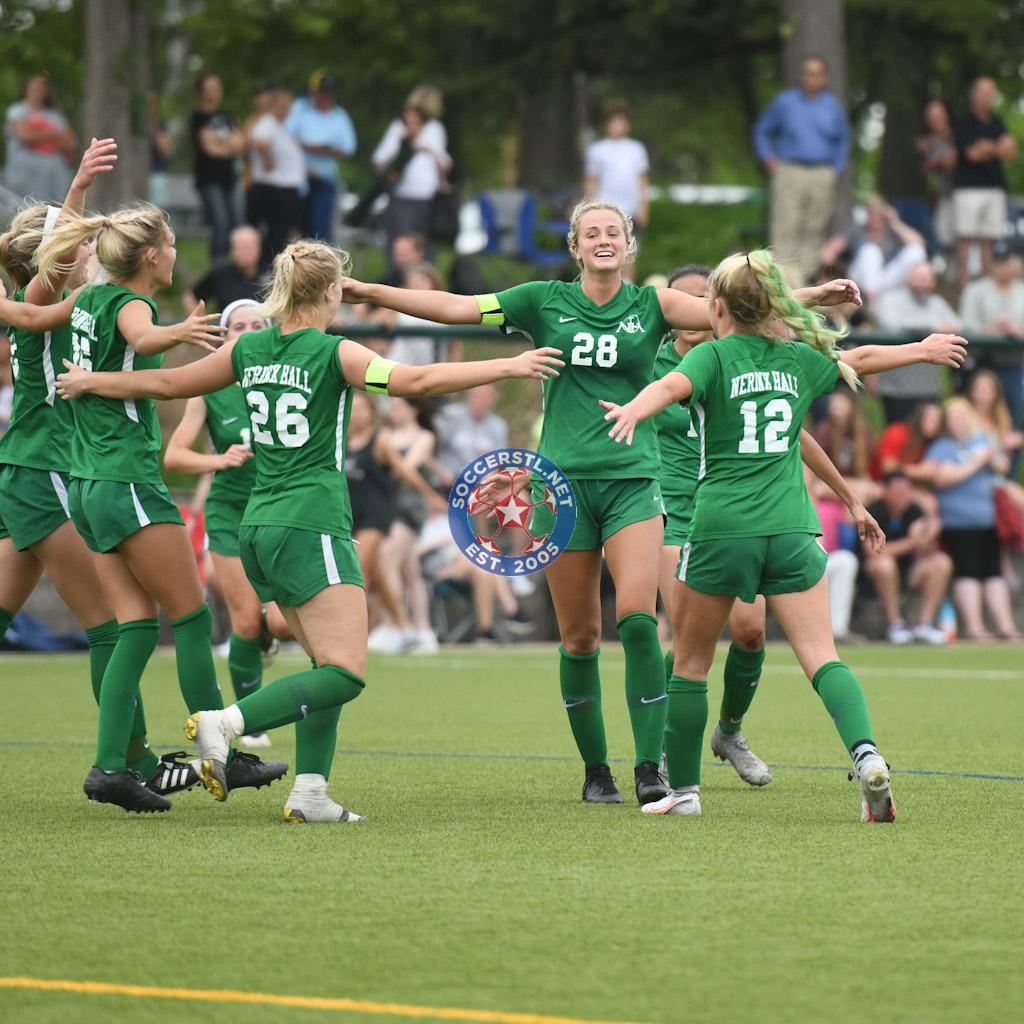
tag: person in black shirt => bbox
[185,224,263,313]
[952,76,1020,282]
[191,73,245,262]
[862,471,952,645]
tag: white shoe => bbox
[184,709,237,802]
[240,731,272,749]
[261,637,280,668]
[853,752,896,823]
[912,621,947,645]
[367,623,403,654]
[887,621,913,645]
[411,629,439,655]
[641,787,701,815]
[283,775,365,823]
[710,724,772,786]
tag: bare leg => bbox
[671,583,734,680]
[658,544,682,657]
[117,523,206,618]
[356,528,411,631]
[470,567,498,632]
[209,552,263,638]
[0,538,45,615]
[913,552,953,626]
[544,549,603,654]
[766,575,839,680]
[31,522,116,628]
[603,516,663,620]
[953,578,992,640]
[983,576,1021,639]
[864,553,902,625]
[728,595,766,651]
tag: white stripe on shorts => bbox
[677,541,692,583]
[321,534,341,585]
[48,472,70,517]
[129,483,151,528]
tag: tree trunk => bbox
[516,71,579,189]
[81,0,151,209]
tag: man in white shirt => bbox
[584,101,649,227]
[433,385,510,486]
[247,87,306,257]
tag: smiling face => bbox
[573,207,630,276]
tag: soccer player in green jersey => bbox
[57,239,565,823]
[35,204,288,813]
[336,200,861,807]
[602,248,968,822]
[164,299,292,749]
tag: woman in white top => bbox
[372,85,451,260]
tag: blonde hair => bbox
[0,203,60,288]
[943,395,979,431]
[258,239,351,322]
[35,203,171,288]
[709,249,859,389]
[967,369,1013,438]
[566,199,638,269]
[406,84,443,120]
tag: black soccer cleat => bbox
[582,764,625,804]
[224,750,289,791]
[634,760,670,805]
[84,765,171,814]
[146,751,200,796]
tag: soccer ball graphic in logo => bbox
[466,466,557,556]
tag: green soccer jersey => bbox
[202,385,257,534]
[68,284,163,483]
[0,288,74,472]
[495,280,669,479]
[676,333,839,541]
[653,335,698,505]
[230,325,354,537]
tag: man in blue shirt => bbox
[286,72,357,242]
[754,56,850,285]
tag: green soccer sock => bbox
[0,606,13,640]
[720,642,766,735]
[171,604,224,713]
[619,612,667,766]
[236,664,365,734]
[558,645,607,768]
[664,648,674,684]
[812,661,876,753]
[295,706,343,779]
[665,675,708,789]
[228,633,263,703]
[94,619,159,772]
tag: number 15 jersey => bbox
[494,280,669,480]
[675,333,839,541]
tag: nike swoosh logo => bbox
[640,695,667,704]
[564,699,588,708]
[559,316,577,323]
[223,417,239,425]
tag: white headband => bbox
[42,204,61,240]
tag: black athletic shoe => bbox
[259,608,280,667]
[582,764,625,804]
[634,760,670,805]
[146,751,199,796]
[224,750,288,791]
[84,765,171,814]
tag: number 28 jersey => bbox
[494,280,669,479]
[675,333,839,541]
[230,326,354,537]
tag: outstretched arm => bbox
[57,343,237,401]
[164,395,252,475]
[841,333,967,377]
[0,289,77,332]
[600,371,693,447]
[119,300,225,357]
[340,278,480,324]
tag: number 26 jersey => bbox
[494,280,669,480]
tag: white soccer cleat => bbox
[283,775,365,823]
[711,724,773,786]
[368,623,404,654]
[887,621,913,645]
[184,710,234,802]
[240,731,272,749]
[411,629,439,655]
[853,752,896,823]
[912,622,947,646]
[640,787,701,816]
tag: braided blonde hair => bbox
[0,204,61,288]
[258,239,352,322]
[709,249,859,389]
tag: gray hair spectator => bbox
[952,76,1019,283]
[917,100,957,250]
[4,74,76,202]
[874,263,962,422]
[433,384,510,487]
[862,471,952,645]
[191,73,245,262]
[753,55,850,285]
[285,71,357,242]
[185,224,264,313]
[918,398,1020,641]
[372,85,451,265]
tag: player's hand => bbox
[72,137,118,189]
[175,301,225,352]
[811,278,862,308]
[600,399,639,446]
[852,502,886,554]
[918,333,968,367]
[507,347,563,380]
[56,358,90,399]
[339,276,372,303]
[219,444,253,469]
[476,468,530,503]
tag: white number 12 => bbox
[738,398,792,454]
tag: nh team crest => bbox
[448,448,576,576]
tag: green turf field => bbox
[1,642,1021,1024]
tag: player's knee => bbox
[560,626,600,656]
[231,607,263,639]
[866,554,895,578]
[733,625,765,652]
[315,649,367,679]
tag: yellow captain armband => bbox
[365,355,398,395]
[475,293,505,327]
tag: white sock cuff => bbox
[294,772,328,790]
[224,704,245,740]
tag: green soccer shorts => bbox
[207,529,241,558]
[661,486,694,548]
[531,476,665,551]
[677,532,826,604]
[239,525,364,607]
[69,477,184,554]
[0,465,72,551]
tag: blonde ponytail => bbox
[710,249,860,390]
[0,203,62,287]
[258,239,351,322]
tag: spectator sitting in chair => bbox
[862,471,952,645]
[432,384,510,488]
[185,224,264,313]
